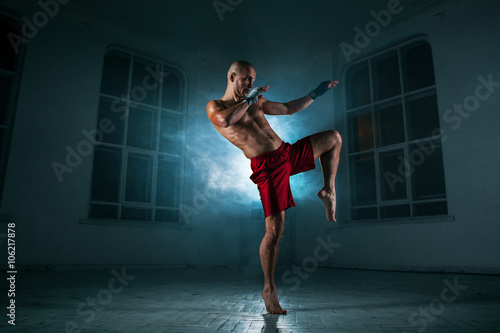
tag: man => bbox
[206,60,342,314]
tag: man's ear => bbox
[229,72,236,82]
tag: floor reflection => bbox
[262,313,280,332]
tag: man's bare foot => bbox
[262,289,287,315]
[318,188,336,222]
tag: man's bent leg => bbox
[260,211,287,314]
[309,130,342,222]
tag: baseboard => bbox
[2,263,499,275]
[0,263,193,271]
[324,263,500,275]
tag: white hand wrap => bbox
[244,87,262,105]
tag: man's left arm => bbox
[262,80,339,116]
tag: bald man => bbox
[206,60,342,314]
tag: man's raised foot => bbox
[318,187,337,222]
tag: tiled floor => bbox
[2,266,500,332]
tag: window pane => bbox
[97,98,125,145]
[0,20,17,71]
[162,70,181,110]
[160,112,183,155]
[91,147,122,202]
[413,201,447,216]
[89,204,119,219]
[131,58,161,107]
[373,51,401,101]
[381,204,410,218]
[125,153,153,203]
[346,62,370,109]
[380,149,407,201]
[0,75,12,125]
[101,51,131,97]
[348,108,373,153]
[121,207,152,221]
[410,144,446,200]
[155,209,179,223]
[402,41,435,92]
[351,207,377,220]
[127,106,157,150]
[375,102,404,147]
[407,93,440,140]
[156,158,180,206]
[350,153,376,205]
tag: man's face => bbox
[233,66,256,98]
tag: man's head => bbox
[227,60,256,100]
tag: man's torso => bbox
[211,99,283,159]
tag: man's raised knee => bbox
[330,130,342,147]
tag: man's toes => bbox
[266,305,287,315]
[272,306,286,315]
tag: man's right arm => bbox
[206,100,250,128]
[207,86,268,127]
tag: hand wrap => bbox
[309,81,331,100]
[244,87,262,105]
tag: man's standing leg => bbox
[309,130,343,222]
[260,211,287,314]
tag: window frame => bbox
[343,36,452,225]
[83,46,189,227]
[0,10,26,208]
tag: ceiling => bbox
[66,0,446,60]
[3,0,449,61]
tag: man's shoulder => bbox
[207,99,220,105]
[207,98,239,111]
[206,99,222,111]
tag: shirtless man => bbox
[206,60,342,314]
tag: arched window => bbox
[88,48,187,224]
[344,38,447,222]
[0,13,24,206]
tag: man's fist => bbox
[245,87,261,105]
[309,80,339,100]
[244,86,269,105]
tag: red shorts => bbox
[250,137,316,217]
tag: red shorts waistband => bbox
[250,141,286,162]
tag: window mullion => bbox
[120,151,128,218]
[151,64,165,222]
[151,64,163,221]
[368,58,382,218]
[344,83,353,222]
[117,54,135,219]
[397,46,414,216]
